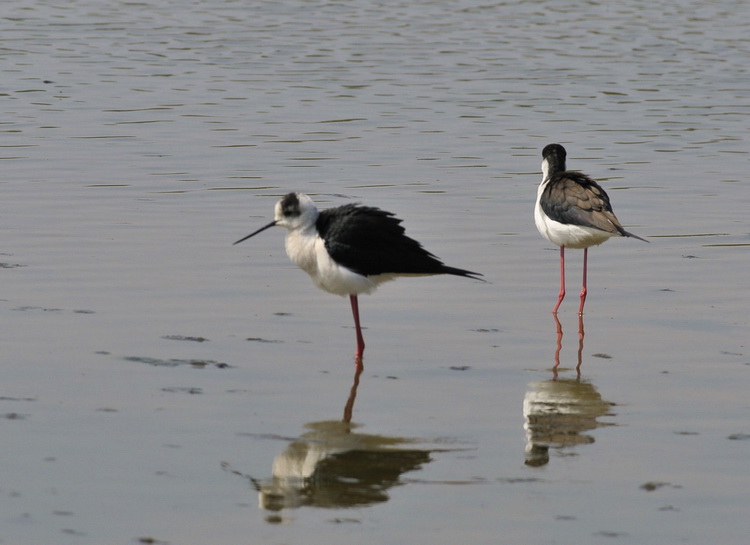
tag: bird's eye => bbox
[282,203,300,217]
[280,193,301,217]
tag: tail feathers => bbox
[440,266,485,282]
[621,229,649,243]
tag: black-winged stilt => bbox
[234,192,482,362]
[534,144,648,315]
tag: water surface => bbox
[2,0,748,544]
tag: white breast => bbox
[285,229,388,297]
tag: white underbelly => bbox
[286,233,396,296]
[535,201,615,249]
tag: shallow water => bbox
[2,0,749,543]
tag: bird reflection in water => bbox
[523,314,616,466]
[523,376,615,467]
[225,365,434,513]
[257,420,432,512]
[553,313,585,377]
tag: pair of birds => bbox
[235,144,648,360]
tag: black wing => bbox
[317,204,481,279]
[541,171,631,236]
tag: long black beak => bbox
[233,220,278,245]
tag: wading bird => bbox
[534,144,648,314]
[235,192,482,362]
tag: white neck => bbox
[541,157,551,182]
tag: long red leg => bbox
[552,246,566,314]
[578,248,588,315]
[349,295,365,362]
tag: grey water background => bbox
[2,0,749,543]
